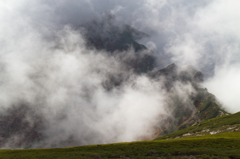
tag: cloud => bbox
[125,0,240,112]
[0,1,172,148]
[204,65,240,113]
[161,0,240,112]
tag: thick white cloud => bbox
[204,65,240,113]
[0,0,171,148]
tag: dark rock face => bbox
[82,21,156,74]
[149,63,204,91]
[82,20,148,52]
[151,63,203,83]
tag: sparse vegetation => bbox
[1,132,240,158]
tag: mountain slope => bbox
[2,113,240,158]
[155,111,240,140]
[151,64,229,138]
[1,133,240,158]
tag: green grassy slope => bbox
[156,111,240,140]
[1,132,240,159]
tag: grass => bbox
[1,132,240,158]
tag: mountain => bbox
[0,63,226,148]
[0,23,229,149]
[81,20,156,74]
[150,63,228,138]
[156,111,240,140]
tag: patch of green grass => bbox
[1,132,240,158]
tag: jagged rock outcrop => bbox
[151,63,227,137]
[82,21,156,74]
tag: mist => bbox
[1,0,240,148]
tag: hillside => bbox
[156,111,240,140]
[1,133,240,158]
[1,113,240,158]
[151,64,229,138]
